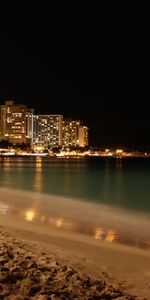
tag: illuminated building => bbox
[33,114,63,148]
[63,119,80,147]
[63,119,88,147]
[0,100,33,144]
[26,112,33,143]
[0,100,89,149]
[79,125,89,147]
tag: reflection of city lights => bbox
[105,230,116,242]
[34,157,42,192]
[0,202,9,215]
[36,156,42,161]
[56,218,63,227]
[49,217,75,230]
[41,215,46,222]
[94,228,104,240]
[36,157,42,169]
[25,210,35,222]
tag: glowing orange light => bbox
[105,230,116,242]
[25,210,35,222]
[94,228,104,240]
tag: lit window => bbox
[7,117,12,123]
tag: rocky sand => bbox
[0,227,147,300]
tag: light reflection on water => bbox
[0,199,150,251]
[1,156,150,213]
[0,156,150,252]
[34,157,43,192]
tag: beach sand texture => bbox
[0,227,148,300]
[0,187,150,299]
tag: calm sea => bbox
[0,156,150,214]
[1,156,150,250]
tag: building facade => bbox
[63,119,80,147]
[78,125,89,147]
[26,112,33,143]
[33,114,63,148]
[0,100,33,144]
[63,119,88,147]
[0,100,89,149]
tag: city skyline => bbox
[0,100,89,149]
[0,4,149,149]
[0,97,149,151]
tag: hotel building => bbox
[79,125,89,147]
[0,100,33,144]
[63,119,89,148]
[33,114,63,148]
[0,101,89,149]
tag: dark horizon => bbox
[0,4,149,149]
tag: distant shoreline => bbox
[0,153,150,159]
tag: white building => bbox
[33,114,63,148]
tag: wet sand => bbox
[0,187,150,298]
[1,226,144,299]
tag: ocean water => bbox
[0,156,150,250]
[0,156,150,213]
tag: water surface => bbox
[0,156,150,213]
[0,156,150,250]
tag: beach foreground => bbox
[0,188,150,298]
[0,225,148,300]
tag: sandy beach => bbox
[0,188,150,299]
[0,225,149,300]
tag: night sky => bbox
[0,4,149,149]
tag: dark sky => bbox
[0,4,149,149]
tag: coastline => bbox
[0,188,150,300]
[0,225,148,299]
[0,187,150,298]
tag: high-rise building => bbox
[63,119,88,147]
[63,119,81,147]
[0,100,33,144]
[26,112,33,143]
[79,125,89,147]
[33,114,63,148]
[0,100,89,149]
